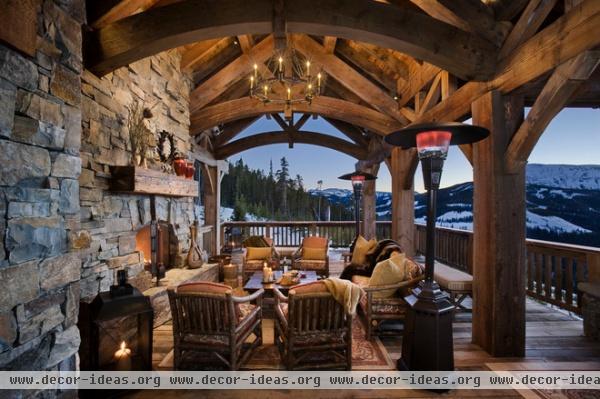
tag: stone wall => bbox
[0,0,84,380]
[79,50,197,300]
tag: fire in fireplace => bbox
[135,221,182,273]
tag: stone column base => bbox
[582,293,600,341]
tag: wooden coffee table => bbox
[244,270,319,295]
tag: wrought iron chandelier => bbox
[249,46,323,116]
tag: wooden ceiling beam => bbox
[323,36,338,53]
[323,118,370,146]
[189,35,274,113]
[397,62,441,107]
[180,37,231,71]
[499,0,558,59]
[237,35,255,53]
[437,0,511,46]
[335,40,407,93]
[409,0,471,32]
[85,0,497,79]
[87,0,162,29]
[414,0,600,125]
[486,0,531,21]
[190,96,403,135]
[411,0,510,46]
[215,130,368,159]
[417,72,442,115]
[213,116,260,146]
[291,34,411,125]
[505,51,600,173]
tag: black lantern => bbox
[78,288,154,374]
[385,122,489,372]
[338,171,377,239]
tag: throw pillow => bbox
[302,247,327,260]
[246,247,272,260]
[351,235,377,266]
[368,252,408,298]
[243,236,270,247]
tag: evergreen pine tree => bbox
[276,157,290,217]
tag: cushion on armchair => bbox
[368,252,408,298]
[243,236,271,247]
[302,247,327,260]
[246,247,272,260]
[351,235,377,265]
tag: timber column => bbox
[387,148,417,256]
[361,163,380,240]
[203,164,223,255]
[471,91,526,357]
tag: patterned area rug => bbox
[158,318,394,370]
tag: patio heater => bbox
[338,171,377,239]
[384,122,489,372]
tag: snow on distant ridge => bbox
[526,164,600,190]
[526,211,591,234]
[415,210,590,234]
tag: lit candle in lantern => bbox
[263,261,270,282]
[250,76,254,90]
[253,63,258,79]
[263,85,268,97]
[287,87,291,101]
[317,73,322,89]
[278,57,283,73]
[114,341,131,371]
[307,83,313,96]
[306,60,311,77]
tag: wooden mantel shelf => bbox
[110,166,198,197]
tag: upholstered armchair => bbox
[167,282,264,370]
[273,281,352,370]
[242,236,279,281]
[352,258,424,340]
[291,236,330,277]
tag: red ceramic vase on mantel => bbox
[185,162,195,179]
[173,157,187,177]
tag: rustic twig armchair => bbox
[242,236,279,281]
[354,276,423,340]
[291,236,330,277]
[167,282,264,370]
[352,258,425,339]
[273,282,352,370]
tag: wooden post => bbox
[203,164,221,255]
[471,91,526,357]
[387,148,417,256]
[361,163,380,240]
[587,251,600,284]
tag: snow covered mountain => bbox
[310,164,600,247]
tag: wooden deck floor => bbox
[125,260,600,399]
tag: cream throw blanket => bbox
[323,278,363,316]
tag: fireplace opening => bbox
[135,221,180,272]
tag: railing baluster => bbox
[565,258,574,308]
[545,254,553,300]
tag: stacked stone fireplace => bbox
[0,0,219,383]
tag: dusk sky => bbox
[228,108,600,193]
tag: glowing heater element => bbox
[416,131,452,159]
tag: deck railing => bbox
[221,221,391,248]
[222,220,599,314]
[414,225,599,315]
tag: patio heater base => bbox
[397,280,455,372]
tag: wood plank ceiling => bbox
[85,0,600,162]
